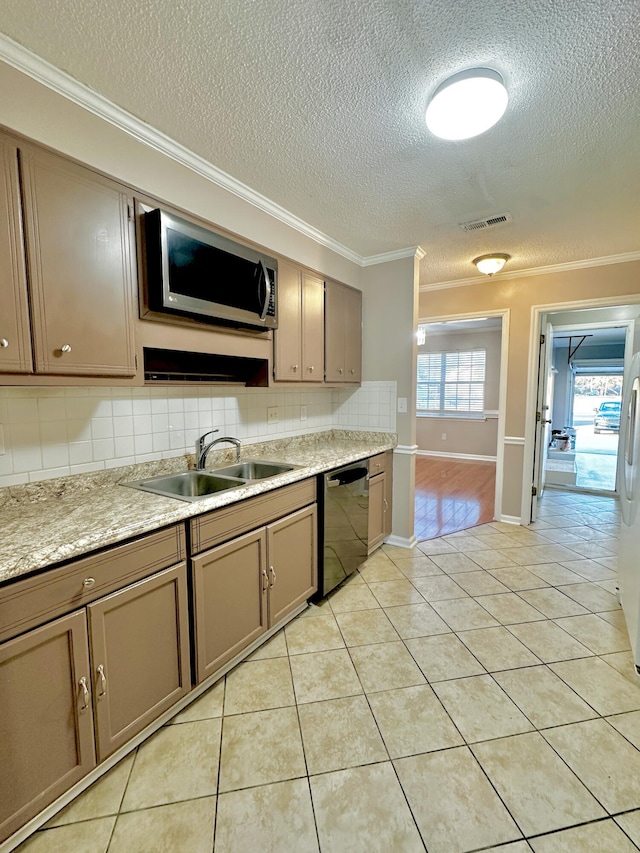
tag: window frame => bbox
[417,348,487,417]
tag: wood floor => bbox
[415,455,496,541]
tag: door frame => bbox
[415,307,510,525]
[521,295,640,523]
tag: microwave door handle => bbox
[258,260,271,320]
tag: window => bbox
[417,349,486,414]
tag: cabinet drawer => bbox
[190,478,316,554]
[369,453,387,476]
[0,525,185,643]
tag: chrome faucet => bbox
[196,431,242,470]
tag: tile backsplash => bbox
[0,381,396,486]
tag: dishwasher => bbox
[315,460,369,599]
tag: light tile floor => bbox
[16,489,640,852]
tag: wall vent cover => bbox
[459,213,512,232]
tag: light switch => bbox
[397,397,408,413]
[267,406,279,423]
[300,405,308,421]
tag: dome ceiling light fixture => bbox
[473,253,511,276]
[426,68,509,140]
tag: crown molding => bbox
[420,251,640,292]
[0,35,375,265]
[361,246,426,267]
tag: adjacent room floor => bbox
[16,490,640,853]
[415,455,496,540]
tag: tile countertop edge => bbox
[0,431,396,583]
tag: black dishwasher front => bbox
[315,460,369,599]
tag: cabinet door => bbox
[267,504,317,625]
[20,145,136,376]
[344,285,362,382]
[274,261,302,381]
[192,530,268,683]
[0,611,96,843]
[0,138,32,374]
[301,272,324,382]
[88,564,191,761]
[324,279,346,381]
[368,473,386,552]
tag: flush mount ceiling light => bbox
[426,68,508,140]
[473,253,511,276]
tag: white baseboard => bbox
[384,534,418,549]
[498,514,521,525]
[417,450,497,463]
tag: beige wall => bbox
[419,260,640,518]
[416,328,501,457]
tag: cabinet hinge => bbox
[531,485,537,496]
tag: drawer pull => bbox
[60,344,72,353]
[79,676,90,711]
[96,664,107,699]
[269,565,277,588]
[0,338,8,348]
[82,577,96,588]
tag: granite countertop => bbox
[0,430,396,584]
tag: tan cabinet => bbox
[15,141,136,377]
[274,261,324,382]
[191,487,317,683]
[0,531,190,844]
[325,279,362,382]
[368,452,393,552]
[0,611,96,842]
[0,138,32,373]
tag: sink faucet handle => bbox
[197,429,219,455]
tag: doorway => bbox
[571,368,622,491]
[415,312,508,538]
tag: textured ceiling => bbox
[0,0,638,284]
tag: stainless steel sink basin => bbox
[213,460,296,480]
[124,471,246,502]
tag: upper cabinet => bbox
[325,279,362,383]
[273,261,324,382]
[0,138,32,374]
[19,144,136,377]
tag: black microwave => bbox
[142,208,278,331]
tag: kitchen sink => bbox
[124,471,246,501]
[123,460,297,501]
[212,460,296,480]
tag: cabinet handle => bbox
[0,338,8,348]
[383,498,389,512]
[96,664,107,699]
[269,565,277,588]
[338,368,343,375]
[262,567,269,591]
[350,368,355,374]
[60,344,72,353]
[82,577,95,588]
[308,365,314,373]
[79,676,90,711]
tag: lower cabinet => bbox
[192,503,317,682]
[368,451,393,552]
[0,563,191,843]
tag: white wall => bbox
[0,382,396,487]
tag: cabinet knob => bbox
[308,365,314,373]
[292,364,298,372]
[79,676,90,711]
[350,368,355,374]
[0,338,8,348]
[338,368,343,374]
[82,577,96,588]
[61,344,72,353]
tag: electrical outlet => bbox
[441,432,447,441]
[267,406,279,423]
[0,424,4,455]
[397,397,408,413]
[300,405,308,421]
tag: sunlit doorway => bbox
[571,370,621,491]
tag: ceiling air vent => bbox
[459,213,512,232]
